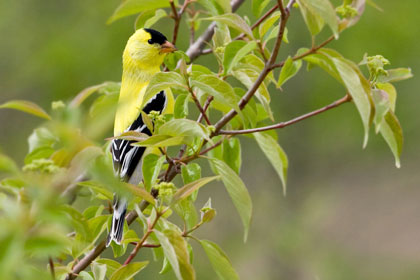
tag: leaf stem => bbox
[49,257,56,280]
[218,94,352,135]
[269,35,335,70]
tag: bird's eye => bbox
[148,39,153,45]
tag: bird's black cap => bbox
[144,28,167,45]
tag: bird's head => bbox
[124,28,177,68]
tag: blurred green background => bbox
[1,0,419,279]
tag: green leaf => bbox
[142,154,165,192]
[109,261,149,280]
[108,0,171,24]
[158,118,210,141]
[28,127,57,153]
[343,0,367,28]
[164,51,190,72]
[259,11,280,38]
[172,176,220,205]
[376,83,396,111]
[252,0,271,17]
[134,135,189,147]
[231,67,273,120]
[0,100,51,120]
[366,0,382,11]
[174,94,189,119]
[277,56,302,87]
[296,0,324,36]
[203,14,253,38]
[88,216,108,244]
[254,132,288,195]
[92,262,107,280]
[174,198,198,230]
[331,57,371,147]
[95,259,121,279]
[209,158,252,241]
[89,92,118,118]
[303,51,341,81]
[297,0,339,37]
[200,240,239,280]
[142,72,187,110]
[200,198,216,223]
[83,205,104,220]
[181,163,201,185]
[24,147,55,165]
[70,82,116,107]
[197,0,231,16]
[107,131,149,142]
[378,68,413,83]
[78,181,114,200]
[0,154,18,174]
[181,163,201,202]
[24,231,69,257]
[372,89,390,133]
[154,229,195,280]
[123,183,155,205]
[222,138,241,174]
[79,272,94,280]
[191,75,241,116]
[223,41,257,75]
[135,9,167,30]
[61,205,91,241]
[379,111,403,168]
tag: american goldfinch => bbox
[106,28,176,246]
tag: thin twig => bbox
[212,0,292,134]
[171,0,191,44]
[219,94,352,135]
[49,257,56,280]
[123,212,162,265]
[177,138,224,164]
[189,89,211,125]
[269,35,335,70]
[234,4,280,41]
[197,96,214,124]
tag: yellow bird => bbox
[107,28,176,246]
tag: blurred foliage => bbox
[0,0,418,279]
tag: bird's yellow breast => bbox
[114,70,174,136]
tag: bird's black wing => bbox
[111,90,166,181]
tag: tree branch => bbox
[188,87,212,125]
[219,94,351,135]
[65,196,156,280]
[170,0,190,45]
[212,0,292,135]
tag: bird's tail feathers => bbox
[106,198,127,247]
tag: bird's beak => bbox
[160,41,177,54]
